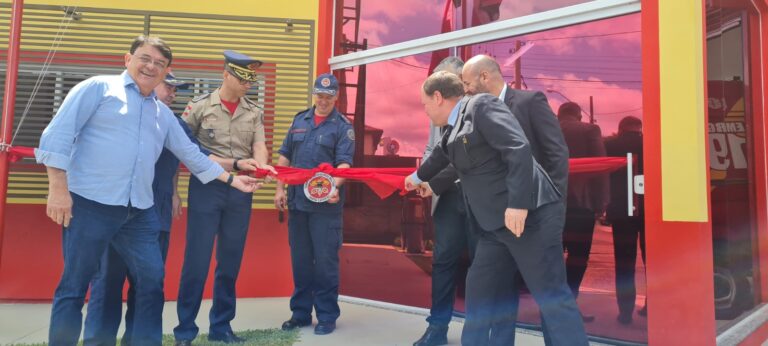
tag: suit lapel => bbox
[504,88,515,110]
[447,98,470,161]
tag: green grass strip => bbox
[9,328,300,346]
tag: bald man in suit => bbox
[406,71,587,346]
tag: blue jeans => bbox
[49,193,164,346]
[427,187,477,327]
[174,178,252,341]
[287,210,343,323]
[83,232,170,346]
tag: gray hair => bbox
[434,56,464,76]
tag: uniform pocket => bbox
[316,134,336,148]
[237,129,256,146]
[327,216,343,251]
[292,133,306,142]
[198,121,224,147]
[314,134,336,161]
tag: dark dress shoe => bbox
[638,305,647,317]
[581,313,596,323]
[314,321,336,335]
[207,331,245,344]
[174,340,192,346]
[617,312,633,325]
[413,325,448,346]
[281,318,311,331]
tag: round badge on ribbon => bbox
[304,172,336,202]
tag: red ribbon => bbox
[568,157,629,174]
[7,146,629,199]
[253,163,414,199]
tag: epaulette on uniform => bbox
[338,113,352,124]
[191,93,211,103]
[243,97,262,110]
[295,108,311,117]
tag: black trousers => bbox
[611,216,646,315]
[563,207,597,298]
[461,201,588,346]
[427,186,478,327]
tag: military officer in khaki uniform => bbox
[174,50,275,346]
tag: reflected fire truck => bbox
[708,80,755,319]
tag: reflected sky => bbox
[337,2,642,158]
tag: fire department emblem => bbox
[304,172,336,202]
[321,77,331,87]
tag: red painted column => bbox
[316,0,334,75]
[641,0,716,344]
[0,0,24,273]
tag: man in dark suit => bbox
[460,54,573,341]
[604,116,646,324]
[406,71,587,346]
[557,102,607,322]
[461,55,569,195]
[413,56,478,346]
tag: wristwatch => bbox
[226,174,235,186]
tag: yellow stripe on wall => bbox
[659,0,708,221]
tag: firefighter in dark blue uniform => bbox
[275,73,355,336]
[174,51,275,346]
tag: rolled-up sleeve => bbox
[35,78,102,170]
[278,120,295,159]
[165,111,224,183]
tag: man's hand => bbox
[505,208,529,237]
[231,175,263,193]
[404,175,419,191]
[327,189,340,204]
[235,158,259,171]
[256,162,277,183]
[47,187,73,227]
[172,193,183,218]
[46,168,72,227]
[417,182,433,198]
[274,188,287,211]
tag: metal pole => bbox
[514,40,521,89]
[589,95,595,124]
[0,0,24,272]
[627,152,633,217]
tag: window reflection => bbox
[337,0,594,53]
[705,3,758,330]
[337,11,645,344]
[460,13,645,342]
[465,0,593,27]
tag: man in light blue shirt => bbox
[35,35,260,346]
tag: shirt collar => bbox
[498,83,508,101]
[446,101,461,127]
[120,70,157,98]
[210,88,222,105]
[305,107,339,122]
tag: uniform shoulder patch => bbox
[347,128,355,141]
[181,103,195,119]
[191,93,211,103]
